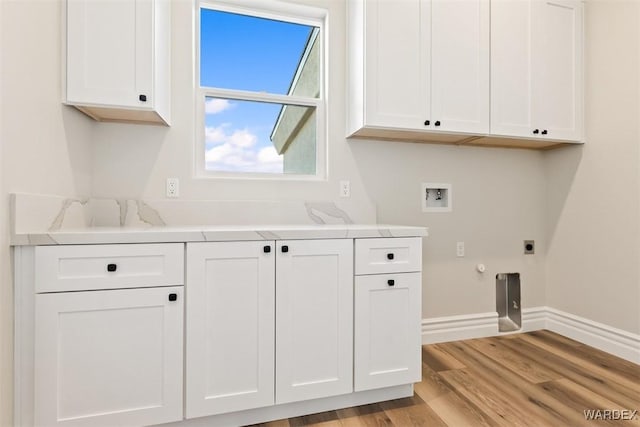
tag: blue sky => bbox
[200,8,314,173]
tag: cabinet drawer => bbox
[35,244,184,293]
[355,238,422,275]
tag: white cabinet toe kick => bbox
[13,234,424,427]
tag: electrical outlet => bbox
[166,178,179,198]
[456,241,465,257]
[340,180,351,198]
[524,240,535,254]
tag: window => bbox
[197,1,326,178]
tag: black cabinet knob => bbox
[533,129,540,134]
[281,245,289,253]
[263,245,271,253]
[387,253,394,260]
[168,293,177,302]
[541,130,548,135]
[107,263,117,272]
[424,120,430,126]
[434,121,441,126]
[387,279,395,286]
[139,94,147,102]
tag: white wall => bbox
[545,0,640,334]
[0,2,8,425]
[352,141,547,318]
[0,1,94,425]
[88,0,549,320]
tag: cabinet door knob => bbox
[533,129,540,134]
[434,121,441,126]
[541,130,548,135]
[387,253,394,260]
[168,293,177,302]
[263,245,271,253]
[424,120,430,126]
[139,94,147,102]
[387,279,395,286]
[107,263,117,272]
[282,245,289,253]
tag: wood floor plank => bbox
[422,345,466,372]
[537,378,640,427]
[414,361,454,402]
[379,395,448,427]
[336,403,393,427]
[437,341,592,426]
[288,411,342,427]
[519,333,640,395]
[465,337,564,384]
[533,330,640,380]
[427,390,498,427]
[499,335,640,410]
[249,331,640,427]
[439,368,558,427]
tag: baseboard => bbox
[421,306,640,364]
[544,307,640,364]
[422,312,498,344]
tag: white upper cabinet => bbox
[431,0,490,134]
[65,0,171,125]
[348,0,489,141]
[491,0,583,142]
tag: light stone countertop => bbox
[11,224,428,246]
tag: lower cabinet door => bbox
[186,242,275,418]
[34,286,184,427]
[275,239,354,404]
[354,273,422,391]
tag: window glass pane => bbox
[205,97,316,175]
[200,9,320,97]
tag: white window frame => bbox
[195,0,327,180]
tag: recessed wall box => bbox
[421,183,452,212]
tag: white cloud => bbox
[258,146,281,164]
[204,126,283,173]
[228,129,257,148]
[205,98,233,114]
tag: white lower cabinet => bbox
[185,239,354,416]
[185,241,276,418]
[24,235,422,426]
[354,273,422,391]
[34,286,184,427]
[275,239,354,404]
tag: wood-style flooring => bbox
[253,330,640,427]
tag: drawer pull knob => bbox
[387,253,394,260]
[139,94,147,102]
[387,279,395,286]
[282,245,289,253]
[107,263,117,272]
[168,293,177,302]
[263,245,271,253]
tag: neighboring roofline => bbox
[270,27,320,145]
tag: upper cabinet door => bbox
[492,0,583,142]
[275,239,354,404]
[491,0,534,137]
[532,0,583,141]
[65,0,170,125]
[363,0,430,130]
[431,0,490,134]
[66,0,153,108]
